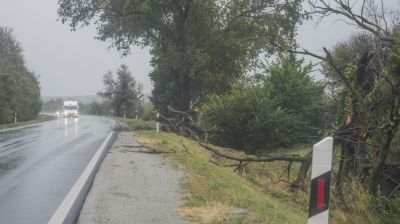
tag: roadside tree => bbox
[98,64,143,117]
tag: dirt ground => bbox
[77,132,193,224]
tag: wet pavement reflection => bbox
[0,116,114,224]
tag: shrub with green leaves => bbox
[202,56,329,153]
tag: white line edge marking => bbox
[48,132,114,224]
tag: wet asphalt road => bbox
[0,116,115,224]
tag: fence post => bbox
[156,113,160,133]
[308,137,333,224]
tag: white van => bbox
[63,100,79,117]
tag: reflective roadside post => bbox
[123,110,126,119]
[14,112,17,124]
[156,113,160,133]
[308,137,333,224]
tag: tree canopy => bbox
[58,0,304,112]
[98,64,143,117]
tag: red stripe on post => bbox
[317,179,326,209]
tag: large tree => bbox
[98,64,142,117]
[58,0,304,112]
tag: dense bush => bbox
[141,101,155,121]
[375,192,400,223]
[202,56,329,153]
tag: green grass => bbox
[0,115,55,130]
[134,131,307,223]
[133,130,384,223]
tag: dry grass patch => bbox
[176,202,232,223]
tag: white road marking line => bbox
[48,132,114,224]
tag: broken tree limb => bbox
[167,105,200,129]
[181,140,192,155]
[291,151,312,192]
[157,110,312,191]
[287,161,293,181]
[197,141,307,163]
[132,138,166,154]
[196,137,312,190]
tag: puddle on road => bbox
[0,155,24,178]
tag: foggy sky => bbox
[0,0,398,97]
[0,0,151,97]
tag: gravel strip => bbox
[77,132,193,224]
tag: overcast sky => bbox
[0,0,151,97]
[0,0,398,97]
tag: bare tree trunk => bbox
[291,151,312,192]
[370,128,395,195]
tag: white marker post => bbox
[156,113,160,133]
[308,137,333,224]
[14,112,17,124]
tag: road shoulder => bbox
[77,131,192,224]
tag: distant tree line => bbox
[0,27,41,124]
[42,98,64,113]
[79,101,111,116]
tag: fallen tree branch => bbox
[197,141,307,163]
[133,139,167,154]
[123,150,162,154]
[123,145,145,148]
[157,110,313,191]
[167,105,200,129]
[287,161,293,181]
[181,141,192,155]
[291,151,313,192]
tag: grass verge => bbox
[133,130,384,223]
[134,130,307,223]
